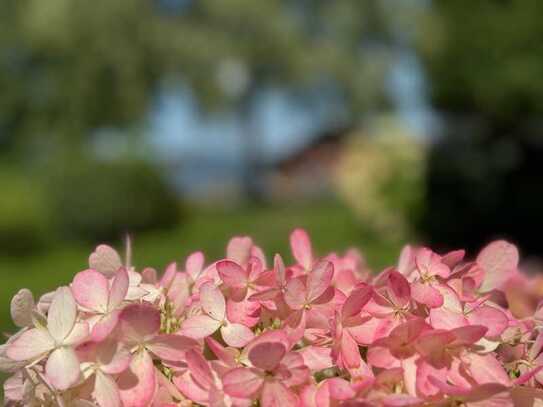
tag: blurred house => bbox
[264,126,352,202]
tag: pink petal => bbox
[306,261,334,303]
[181,315,221,338]
[147,334,198,361]
[414,330,454,361]
[173,371,209,404]
[284,310,306,345]
[72,269,109,312]
[94,341,132,375]
[398,245,415,276]
[186,251,204,280]
[280,352,310,387]
[119,304,161,343]
[284,278,307,310]
[290,228,313,270]
[205,337,238,367]
[441,249,465,268]
[168,273,190,316]
[466,305,508,337]
[118,351,156,407]
[6,328,54,361]
[223,367,264,398]
[367,346,400,369]
[416,359,446,397]
[250,245,267,270]
[325,377,356,400]
[46,347,81,390]
[185,349,213,388]
[48,287,77,343]
[387,271,411,307]
[245,329,290,354]
[463,353,511,386]
[450,325,488,346]
[221,323,254,347]
[416,248,450,278]
[200,282,226,321]
[227,236,254,266]
[300,384,318,407]
[477,240,519,292]
[10,288,35,328]
[341,284,373,318]
[91,310,120,342]
[429,308,468,331]
[340,331,361,369]
[274,254,286,287]
[426,375,470,396]
[108,268,129,310]
[94,370,121,407]
[248,342,286,371]
[247,257,264,282]
[141,267,157,284]
[159,262,177,290]
[410,282,443,308]
[227,298,261,327]
[89,245,123,277]
[217,260,248,289]
[261,381,299,407]
[299,346,333,372]
[349,315,392,345]
[511,387,543,406]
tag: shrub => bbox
[0,167,50,254]
[335,122,426,241]
[45,158,181,241]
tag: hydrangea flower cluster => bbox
[2,229,543,406]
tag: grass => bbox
[0,200,408,399]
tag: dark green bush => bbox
[0,168,51,254]
[420,128,543,255]
[45,158,181,242]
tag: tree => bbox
[0,0,395,198]
[416,0,543,255]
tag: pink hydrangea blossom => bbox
[2,230,543,406]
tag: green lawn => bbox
[0,200,407,399]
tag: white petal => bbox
[6,328,55,361]
[45,347,81,390]
[10,289,35,328]
[94,370,121,407]
[48,287,77,343]
[64,322,90,347]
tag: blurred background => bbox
[1,0,543,366]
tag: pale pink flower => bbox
[7,287,89,390]
[408,248,450,308]
[330,285,373,375]
[78,340,131,407]
[72,267,129,341]
[10,288,36,329]
[181,281,254,347]
[283,260,335,340]
[223,330,309,407]
[476,240,519,292]
[116,303,198,407]
[89,245,123,278]
[290,228,315,272]
[429,284,509,339]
